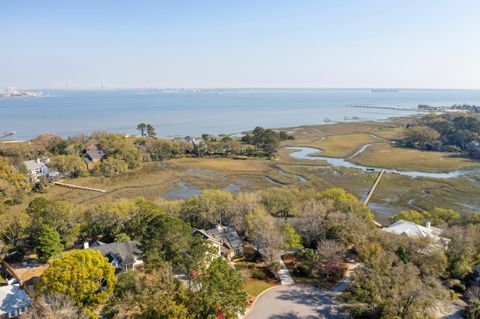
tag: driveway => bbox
[245,284,348,319]
[244,263,357,319]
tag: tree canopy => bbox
[37,249,117,313]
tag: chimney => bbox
[426,221,431,230]
[83,241,89,249]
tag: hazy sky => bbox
[2,1,480,89]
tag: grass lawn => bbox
[235,261,279,297]
[351,143,480,172]
[312,133,376,158]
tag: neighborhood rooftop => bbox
[90,240,142,270]
[382,220,443,239]
[0,285,31,317]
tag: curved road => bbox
[245,284,348,319]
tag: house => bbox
[202,225,243,260]
[382,220,449,248]
[193,229,223,257]
[88,241,143,273]
[0,285,31,319]
[83,144,106,170]
[23,158,49,182]
[2,260,47,294]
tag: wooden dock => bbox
[53,182,107,193]
[363,169,385,227]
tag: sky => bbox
[2,0,480,89]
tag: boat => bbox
[324,118,332,122]
[1,131,16,138]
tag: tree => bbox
[0,211,31,253]
[37,250,116,312]
[49,155,88,178]
[281,223,302,250]
[140,213,193,269]
[181,190,235,229]
[136,123,147,137]
[391,208,460,225]
[444,224,480,278]
[146,124,156,137]
[316,239,345,279]
[241,126,283,156]
[293,198,328,247]
[102,269,191,319]
[0,156,31,204]
[23,294,87,319]
[36,225,64,262]
[193,258,247,318]
[91,132,143,169]
[26,198,80,249]
[316,188,374,221]
[227,192,261,236]
[246,207,285,266]
[92,157,128,177]
[261,188,297,219]
[350,248,448,318]
[404,126,440,149]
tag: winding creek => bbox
[287,146,479,179]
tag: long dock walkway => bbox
[53,182,107,193]
[363,169,385,227]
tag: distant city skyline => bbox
[2,1,480,89]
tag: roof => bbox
[383,220,443,239]
[3,261,47,286]
[206,226,242,251]
[193,229,224,247]
[84,144,106,162]
[23,159,47,171]
[91,241,141,268]
[0,285,31,315]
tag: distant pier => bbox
[347,104,426,112]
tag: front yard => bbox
[235,244,279,298]
[282,252,348,288]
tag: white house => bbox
[23,158,50,182]
[0,285,31,319]
[382,219,449,248]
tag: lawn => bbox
[351,143,480,172]
[236,261,279,297]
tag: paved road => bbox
[245,284,348,319]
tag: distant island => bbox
[0,87,42,97]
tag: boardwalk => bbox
[53,182,107,193]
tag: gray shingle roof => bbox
[91,241,141,268]
[206,226,242,251]
[0,285,31,315]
